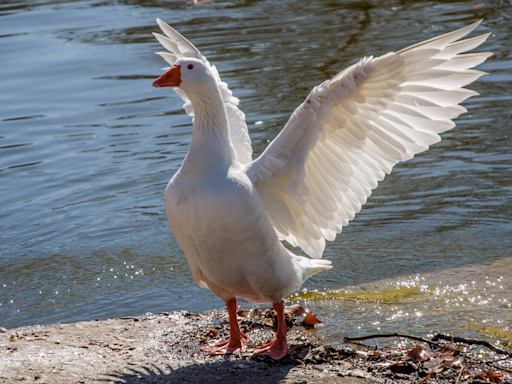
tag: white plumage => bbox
[152,19,491,359]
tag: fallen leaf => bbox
[440,342,456,356]
[424,357,443,370]
[284,304,306,317]
[248,309,259,318]
[488,371,504,384]
[303,312,322,326]
[408,346,430,362]
[440,356,463,368]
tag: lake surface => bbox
[1,0,511,349]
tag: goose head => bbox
[153,58,215,95]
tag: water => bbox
[1,0,511,348]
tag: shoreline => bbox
[1,310,510,383]
[0,310,370,384]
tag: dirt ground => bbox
[1,310,510,384]
[0,311,370,384]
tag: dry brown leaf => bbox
[284,304,306,317]
[248,309,259,318]
[408,346,430,362]
[303,312,322,326]
[488,371,504,384]
[237,310,249,317]
[440,356,463,368]
[424,357,443,370]
[439,342,458,357]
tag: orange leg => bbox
[200,297,247,355]
[252,300,288,360]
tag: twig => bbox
[432,333,512,357]
[344,333,440,348]
[455,364,464,384]
[418,371,432,384]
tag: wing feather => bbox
[246,20,491,258]
[153,19,252,164]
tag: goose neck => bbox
[187,85,236,165]
[189,86,230,140]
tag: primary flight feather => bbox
[152,19,491,359]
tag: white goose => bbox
[152,19,491,359]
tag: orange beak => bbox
[153,65,181,88]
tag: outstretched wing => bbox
[245,20,492,258]
[153,19,252,164]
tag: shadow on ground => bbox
[100,358,298,384]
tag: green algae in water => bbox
[464,322,512,351]
[289,286,424,304]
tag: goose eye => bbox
[187,64,194,70]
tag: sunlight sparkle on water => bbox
[289,262,511,346]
